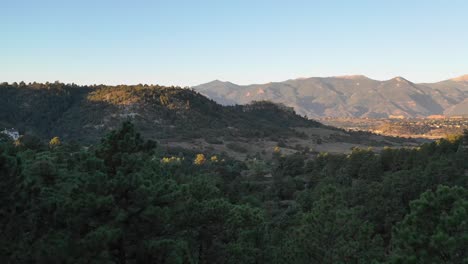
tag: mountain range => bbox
[192,75,468,118]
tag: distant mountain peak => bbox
[334,75,369,80]
[210,79,228,84]
[203,79,238,86]
[388,76,411,83]
[451,74,468,82]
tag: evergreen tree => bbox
[390,185,468,263]
[280,186,383,264]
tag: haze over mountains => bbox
[193,75,468,118]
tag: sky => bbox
[2,0,468,86]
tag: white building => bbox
[1,128,20,140]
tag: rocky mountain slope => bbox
[192,75,468,118]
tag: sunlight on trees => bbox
[49,136,61,147]
[194,153,206,165]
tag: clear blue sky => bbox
[2,0,468,86]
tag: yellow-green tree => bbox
[194,154,206,165]
[49,136,61,148]
[273,146,281,154]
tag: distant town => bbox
[321,116,468,139]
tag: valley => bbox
[321,117,468,139]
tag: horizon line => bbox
[2,73,467,88]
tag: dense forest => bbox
[1,122,467,263]
[0,82,320,143]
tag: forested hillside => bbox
[0,82,413,160]
[1,122,467,263]
[0,82,319,142]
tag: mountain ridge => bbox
[450,74,468,82]
[192,74,468,118]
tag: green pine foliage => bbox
[390,185,468,263]
[0,82,320,143]
[1,123,467,263]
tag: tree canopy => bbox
[1,124,467,263]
